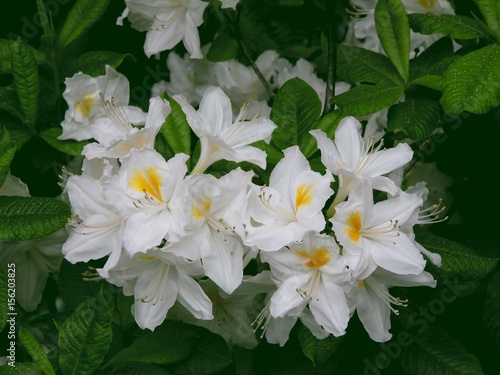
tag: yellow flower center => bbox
[418,0,435,9]
[295,247,331,269]
[295,183,313,211]
[75,94,95,119]
[129,167,163,202]
[345,210,362,243]
[192,197,212,219]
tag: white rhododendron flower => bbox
[311,116,413,208]
[220,0,239,10]
[331,182,426,279]
[101,249,213,331]
[83,97,170,160]
[117,0,209,58]
[174,86,277,174]
[59,66,131,141]
[261,232,351,336]
[348,267,436,342]
[245,146,334,252]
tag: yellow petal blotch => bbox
[295,183,313,211]
[345,210,362,243]
[130,167,163,202]
[295,247,331,269]
[75,94,95,119]
[418,0,435,9]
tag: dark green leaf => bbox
[415,228,498,280]
[105,322,198,368]
[58,260,102,311]
[10,39,39,127]
[483,269,500,352]
[375,0,410,83]
[0,266,7,332]
[297,324,342,366]
[207,32,239,62]
[35,0,52,36]
[112,363,173,375]
[172,332,232,375]
[252,140,283,168]
[0,113,33,150]
[336,45,403,86]
[400,329,484,375]
[62,51,133,78]
[0,126,16,186]
[38,128,87,156]
[59,292,112,375]
[19,328,56,375]
[440,44,500,116]
[410,37,454,80]
[270,77,322,154]
[334,84,404,117]
[387,98,440,140]
[317,110,345,139]
[0,196,71,241]
[474,0,500,40]
[58,0,112,50]
[409,13,489,40]
[410,75,443,91]
[0,85,24,122]
[0,363,42,375]
[0,39,46,75]
[161,97,192,156]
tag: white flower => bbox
[59,66,130,141]
[0,229,66,312]
[118,0,209,58]
[220,0,239,10]
[260,232,351,336]
[101,249,213,331]
[245,146,334,252]
[83,97,169,160]
[62,174,125,276]
[152,51,216,106]
[117,149,189,254]
[165,168,253,294]
[0,171,29,196]
[348,267,436,342]
[174,86,277,174]
[311,116,413,208]
[331,182,426,278]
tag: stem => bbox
[322,1,337,116]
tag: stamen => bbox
[259,186,297,222]
[365,277,407,315]
[137,263,169,305]
[82,266,102,282]
[418,199,448,224]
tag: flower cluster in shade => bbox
[58,69,445,348]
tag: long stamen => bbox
[252,300,272,339]
[365,277,407,315]
[137,263,169,305]
[418,199,448,224]
[259,186,297,222]
[296,270,321,301]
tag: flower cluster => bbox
[60,68,443,347]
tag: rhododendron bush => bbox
[1,0,500,374]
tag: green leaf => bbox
[58,0,112,50]
[252,140,283,168]
[62,51,133,78]
[415,228,498,280]
[173,332,232,375]
[334,84,404,117]
[59,292,112,375]
[0,39,46,75]
[0,113,33,150]
[440,44,500,116]
[105,322,198,368]
[317,110,345,139]
[19,328,56,375]
[0,126,16,186]
[0,266,7,332]
[410,75,444,91]
[409,13,489,40]
[336,45,403,86]
[483,269,500,352]
[0,363,42,375]
[111,363,173,375]
[387,98,440,140]
[160,97,192,157]
[270,77,322,153]
[38,128,87,156]
[0,85,24,122]
[58,260,102,311]
[207,32,239,62]
[35,0,52,36]
[10,39,39,127]
[399,329,484,375]
[410,37,455,80]
[375,0,410,83]
[297,324,342,366]
[474,0,500,40]
[0,196,71,241]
